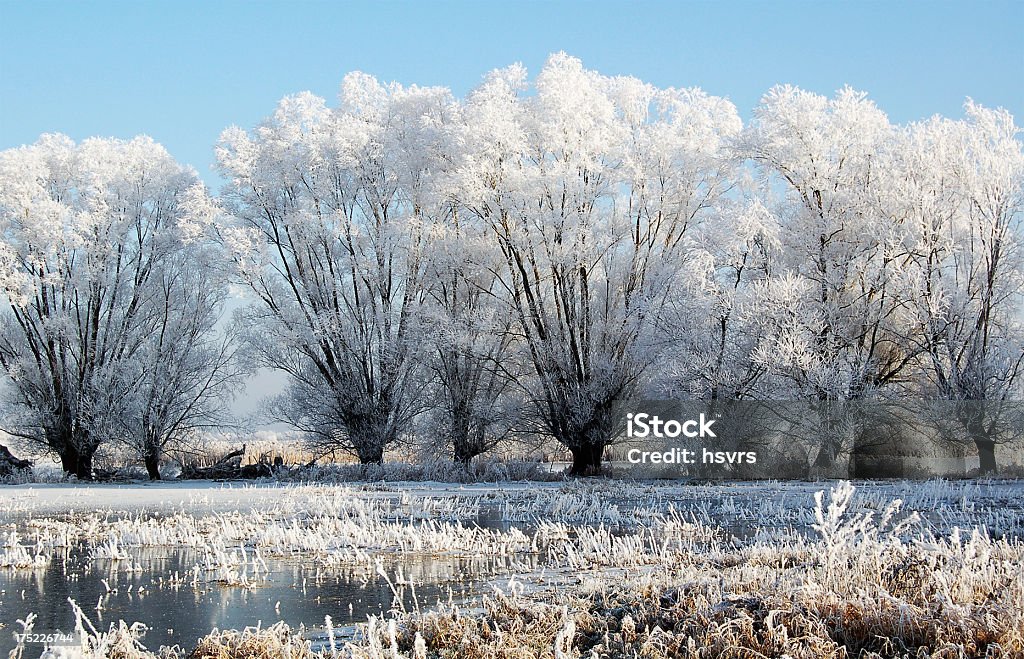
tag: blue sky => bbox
[1,0,1022,190]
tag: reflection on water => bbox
[0,543,535,655]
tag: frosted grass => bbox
[2,478,1023,657]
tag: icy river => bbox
[0,543,534,653]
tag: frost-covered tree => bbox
[745,86,917,401]
[216,76,459,464]
[421,208,522,465]
[113,244,243,479]
[454,55,741,474]
[896,103,1024,472]
[0,135,233,479]
[5,61,1021,482]
[658,195,780,401]
[744,86,925,473]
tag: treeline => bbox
[1,53,1021,479]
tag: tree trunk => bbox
[145,454,162,480]
[451,414,475,466]
[975,438,997,474]
[812,442,836,471]
[355,442,384,465]
[453,445,475,466]
[60,442,95,480]
[346,411,392,465]
[568,442,604,476]
[848,406,902,479]
[453,424,487,467]
[0,443,32,478]
[810,404,854,478]
[965,410,998,475]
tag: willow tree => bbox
[742,86,925,474]
[216,76,458,463]
[454,55,741,474]
[897,103,1024,473]
[114,241,243,480]
[421,208,522,465]
[0,135,232,479]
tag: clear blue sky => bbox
[1,0,1022,190]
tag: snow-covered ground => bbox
[0,479,554,516]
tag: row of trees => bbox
[0,136,242,478]
[1,54,1022,478]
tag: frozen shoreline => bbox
[0,479,561,517]
[3,476,1023,505]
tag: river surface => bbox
[0,540,536,655]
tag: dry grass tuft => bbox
[186,623,310,659]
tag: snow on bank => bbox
[0,479,558,517]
